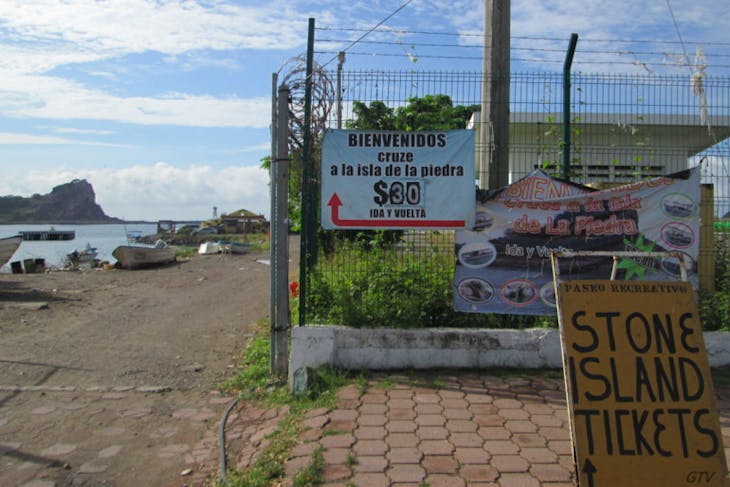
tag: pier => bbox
[20,229,75,241]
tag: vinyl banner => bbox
[321,130,475,230]
[453,168,700,316]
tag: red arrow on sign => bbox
[327,193,466,228]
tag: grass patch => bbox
[355,375,369,395]
[174,245,198,258]
[222,322,287,405]
[221,323,351,486]
[322,429,346,437]
[373,376,395,390]
[292,447,325,487]
[223,414,300,487]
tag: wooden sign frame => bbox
[550,251,728,487]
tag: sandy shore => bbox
[0,249,284,485]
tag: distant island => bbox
[0,179,121,224]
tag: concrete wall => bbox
[289,325,730,384]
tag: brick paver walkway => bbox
[242,371,730,487]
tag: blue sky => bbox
[0,0,727,221]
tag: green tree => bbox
[347,100,396,130]
[347,95,478,132]
[394,94,478,131]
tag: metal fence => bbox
[298,70,730,327]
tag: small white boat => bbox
[0,235,22,266]
[67,243,98,268]
[113,240,176,269]
[198,241,221,255]
[221,241,251,254]
[127,230,143,243]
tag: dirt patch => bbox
[0,244,294,486]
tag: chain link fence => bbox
[298,70,730,328]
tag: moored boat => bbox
[66,243,98,269]
[0,235,22,266]
[112,240,176,269]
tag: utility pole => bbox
[480,0,510,189]
[337,51,346,129]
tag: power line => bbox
[664,0,693,75]
[320,0,414,69]
[317,37,730,59]
[316,26,730,48]
[315,50,730,69]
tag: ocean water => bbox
[0,223,159,271]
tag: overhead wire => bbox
[320,0,414,69]
[314,50,730,69]
[317,37,730,59]
[316,26,730,47]
[316,24,730,72]
[664,0,693,76]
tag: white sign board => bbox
[321,130,475,230]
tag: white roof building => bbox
[469,111,730,186]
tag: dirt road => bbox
[0,248,279,486]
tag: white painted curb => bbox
[289,326,730,385]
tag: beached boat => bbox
[112,240,176,269]
[0,235,22,266]
[198,241,221,255]
[221,241,251,254]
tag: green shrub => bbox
[306,242,556,329]
[700,233,730,331]
[305,232,730,331]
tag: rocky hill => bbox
[0,179,120,223]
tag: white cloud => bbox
[0,131,130,147]
[433,0,730,74]
[0,73,271,127]
[0,1,320,128]
[0,162,271,221]
[52,127,114,135]
[0,1,310,60]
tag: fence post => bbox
[299,17,316,327]
[270,82,291,378]
[562,33,578,181]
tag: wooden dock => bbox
[20,230,75,241]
